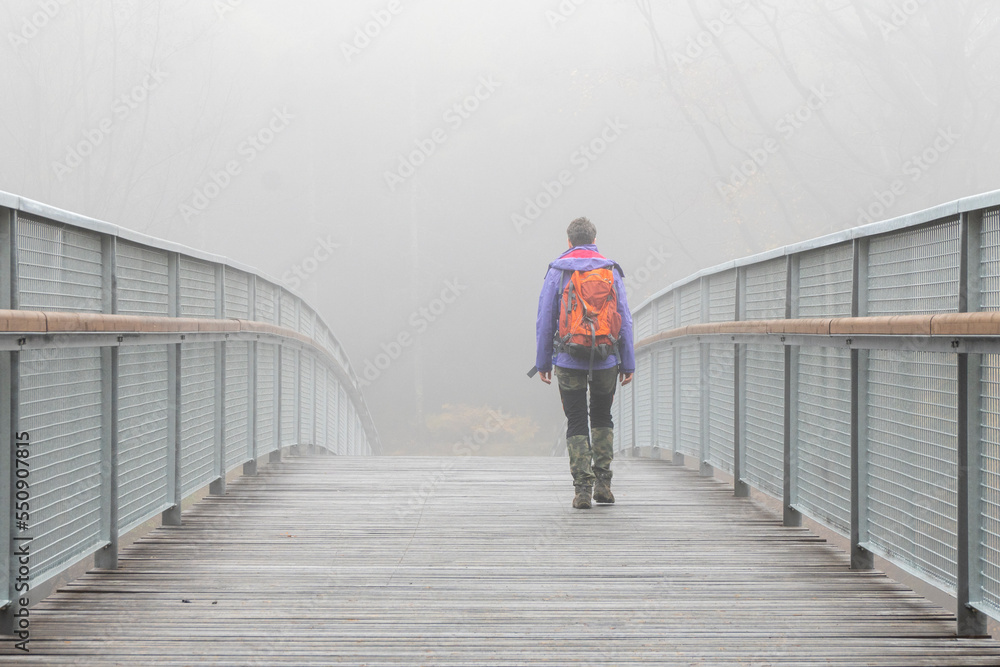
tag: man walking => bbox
[535,217,635,509]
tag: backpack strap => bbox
[588,319,596,382]
[553,270,571,354]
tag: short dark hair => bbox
[567,217,596,246]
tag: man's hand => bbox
[620,372,633,386]
[539,370,552,385]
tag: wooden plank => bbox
[2,456,999,665]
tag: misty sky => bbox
[2,0,998,451]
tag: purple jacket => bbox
[535,244,635,374]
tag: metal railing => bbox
[0,191,380,633]
[619,189,1000,636]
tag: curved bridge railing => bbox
[618,189,1000,636]
[0,192,380,633]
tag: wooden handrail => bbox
[635,312,1000,350]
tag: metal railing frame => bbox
[0,192,380,635]
[624,189,1000,637]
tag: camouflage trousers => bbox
[555,366,617,488]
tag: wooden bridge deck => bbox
[5,455,1000,666]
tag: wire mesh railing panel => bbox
[19,347,104,582]
[280,290,297,329]
[981,353,1000,615]
[180,342,216,495]
[619,378,634,451]
[281,349,297,446]
[329,378,342,454]
[635,353,653,447]
[256,343,276,456]
[798,243,853,318]
[316,365,328,450]
[117,242,170,316]
[117,346,170,534]
[745,258,786,320]
[299,353,314,445]
[677,345,701,457]
[866,349,958,590]
[178,258,216,319]
[338,384,349,454]
[224,267,250,319]
[981,208,1000,311]
[346,405,357,455]
[708,343,735,473]
[255,280,277,324]
[867,221,960,316]
[299,306,315,339]
[315,324,331,359]
[679,281,702,326]
[16,214,103,313]
[655,350,673,451]
[744,344,784,497]
[225,341,250,468]
[655,294,675,332]
[708,270,736,322]
[635,308,653,340]
[796,346,852,533]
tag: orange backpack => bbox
[556,268,622,375]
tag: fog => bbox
[2,0,998,454]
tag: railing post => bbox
[210,265,226,496]
[957,209,987,636]
[291,348,300,453]
[649,300,661,460]
[0,206,13,633]
[650,348,660,460]
[96,347,119,568]
[699,278,712,477]
[267,289,285,463]
[293,298,302,454]
[734,266,749,497]
[269,289,283,464]
[784,255,802,527]
[163,252,183,527]
[672,290,683,465]
[312,312,319,452]
[271,343,283,465]
[630,351,638,456]
[1,350,18,637]
[851,238,873,569]
[244,277,258,477]
[96,235,119,569]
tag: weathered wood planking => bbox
[4,455,1000,665]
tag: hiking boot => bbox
[593,477,615,504]
[572,485,592,509]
